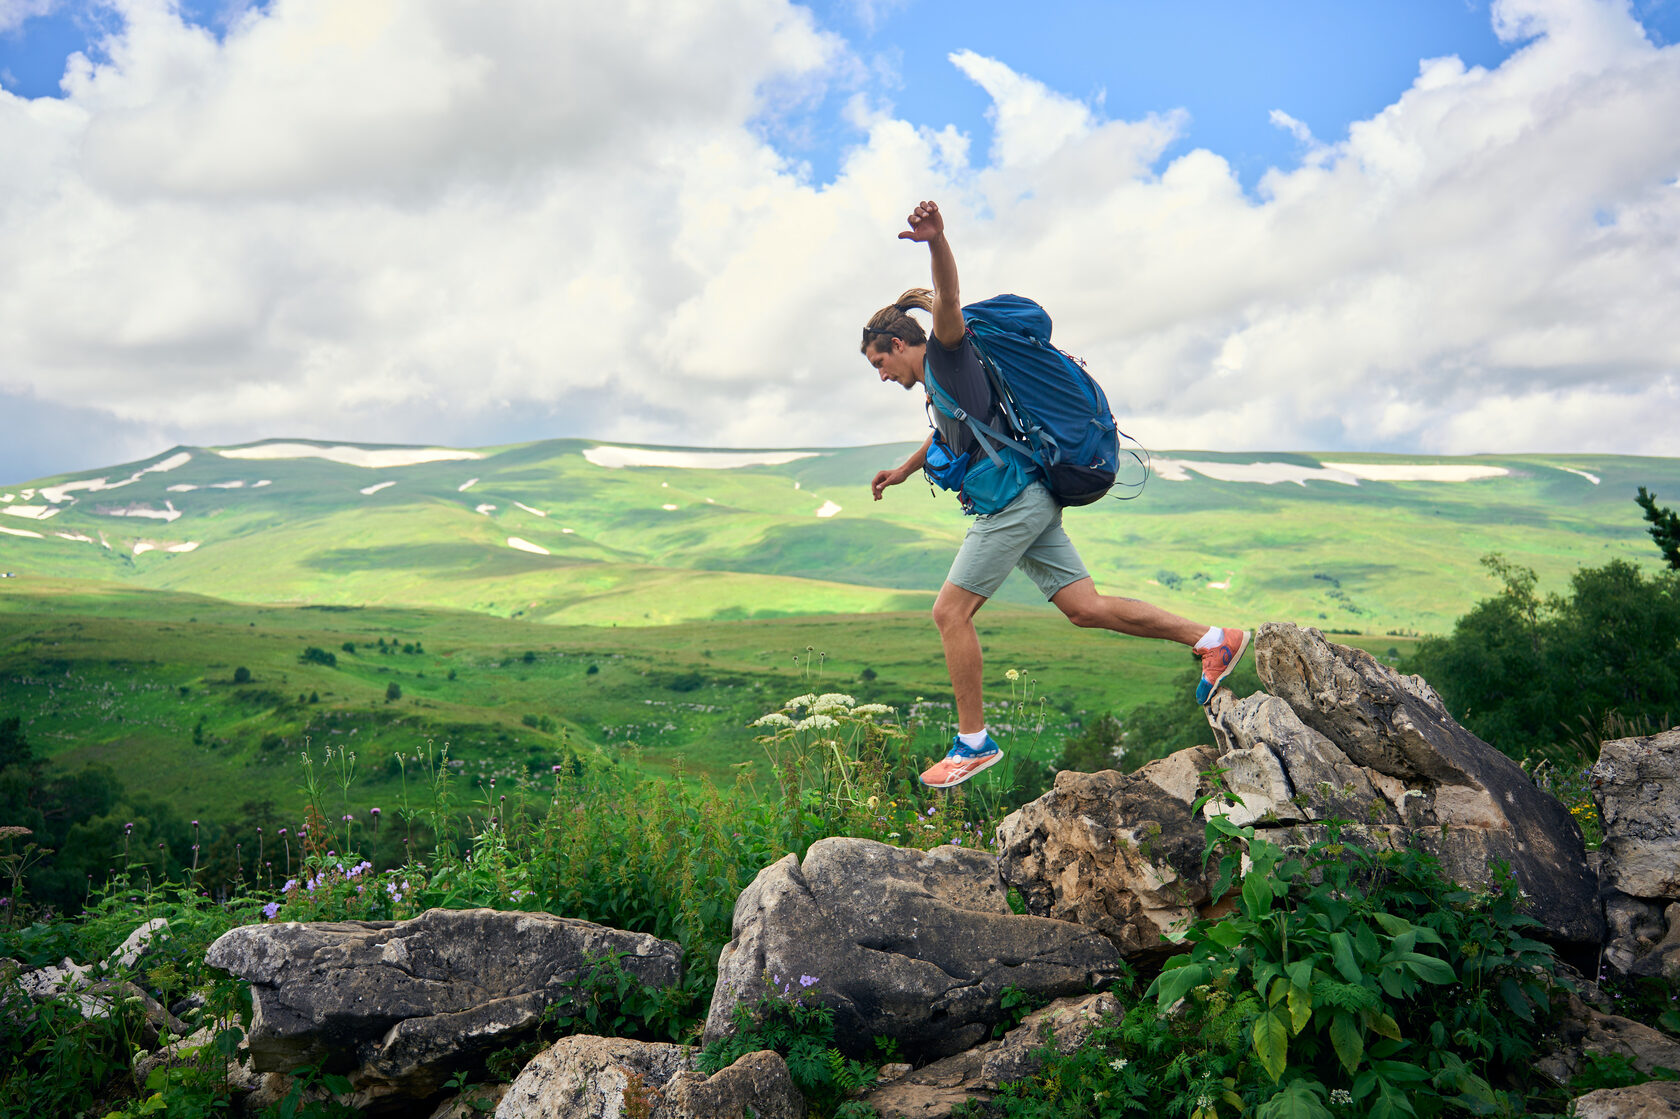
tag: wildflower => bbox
[867,796,880,810]
[1006,669,1020,681]
[278,828,287,837]
[1330,1089,1352,1106]
[782,693,818,710]
[813,692,855,710]
[854,704,892,716]
[370,807,380,817]
[1109,1058,1128,1071]
[552,764,564,773]
[887,832,900,839]
[751,713,795,728]
[796,714,838,731]
[951,837,962,846]
[262,901,281,920]
[124,822,134,833]
[799,975,819,988]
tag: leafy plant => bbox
[698,977,881,1118]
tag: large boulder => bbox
[704,838,1121,1063]
[1248,623,1601,943]
[996,624,1603,953]
[995,749,1219,956]
[204,908,681,1099]
[1571,1081,1680,1119]
[493,1037,804,1119]
[1594,729,1680,901]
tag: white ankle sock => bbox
[958,728,989,748]
[1193,627,1222,651]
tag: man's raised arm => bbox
[899,200,963,347]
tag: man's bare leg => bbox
[931,581,989,733]
[1050,577,1207,645]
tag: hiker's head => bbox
[862,288,932,390]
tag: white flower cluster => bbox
[750,712,795,728]
[853,703,893,717]
[782,692,818,709]
[796,714,838,731]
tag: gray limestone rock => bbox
[705,837,1120,1063]
[493,1037,803,1119]
[204,907,681,1098]
[1594,729,1680,902]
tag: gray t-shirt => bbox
[925,333,1001,458]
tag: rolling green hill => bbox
[3,438,1674,634]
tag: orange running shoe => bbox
[920,735,1003,788]
[1194,628,1250,705]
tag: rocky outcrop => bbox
[493,1037,803,1119]
[857,992,1119,1118]
[996,623,1603,951]
[704,837,1121,1062]
[205,908,681,1099]
[1251,623,1601,942]
[995,750,1217,956]
[1594,729,1680,977]
[1571,1081,1680,1119]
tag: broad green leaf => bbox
[1369,1011,1402,1040]
[1372,912,1412,936]
[1153,963,1207,1007]
[1253,1009,1290,1083]
[1244,872,1274,918]
[1288,982,1313,1033]
[1287,960,1314,990]
[1205,920,1247,949]
[1499,976,1534,1022]
[1329,1010,1365,1074]
[1270,976,1291,1007]
[1397,952,1456,985]
[1254,1080,1332,1119]
[1331,931,1362,983]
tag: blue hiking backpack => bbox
[925,294,1139,508]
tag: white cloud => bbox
[1,0,1678,485]
[0,0,56,36]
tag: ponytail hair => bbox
[861,288,934,354]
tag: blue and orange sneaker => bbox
[1194,628,1250,705]
[920,735,1004,788]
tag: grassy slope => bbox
[4,440,1675,634]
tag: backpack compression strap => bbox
[923,362,1035,470]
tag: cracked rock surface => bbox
[703,838,1121,1062]
[205,908,680,1097]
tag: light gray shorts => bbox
[946,481,1090,600]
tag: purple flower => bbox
[278,828,287,837]
[283,878,298,892]
[369,808,380,817]
[551,765,563,773]
[262,901,281,920]
[124,822,134,833]
[799,975,819,988]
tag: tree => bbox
[1637,486,1680,570]
[1412,554,1680,759]
[386,682,403,702]
[233,666,252,684]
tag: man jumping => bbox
[862,199,1249,788]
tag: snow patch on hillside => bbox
[168,484,198,492]
[211,480,245,489]
[169,542,200,553]
[3,505,60,520]
[583,446,819,470]
[514,502,547,517]
[475,504,496,515]
[1320,462,1508,482]
[458,478,479,492]
[133,542,154,555]
[217,443,482,468]
[0,525,43,538]
[1151,459,1359,486]
[56,532,93,543]
[360,481,396,495]
[661,504,679,511]
[254,480,272,487]
[99,502,182,523]
[1559,467,1601,485]
[816,501,842,518]
[36,451,192,504]
[507,537,550,555]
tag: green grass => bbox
[4,439,1676,633]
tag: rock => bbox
[493,1037,802,1119]
[1250,623,1602,943]
[1603,895,1680,980]
[132,1025,263,1097]
[1205,692,1396,828]
[706,838,1120,1063]
[664,1049,806,1119]
[995,752,1218,957]
[1539,996,1680,1086]
[1594,729,1680,901]
[110,918,171,971]
[1631,903,1680,980]
[205,907,681,1098]
[13,956,185,1044]
[857,992,1120,1119]
[1571,1081,1680,1119]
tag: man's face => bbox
[867,338,920,391]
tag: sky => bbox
[2,0,1679,485]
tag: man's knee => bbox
[1058,599,1103,628]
